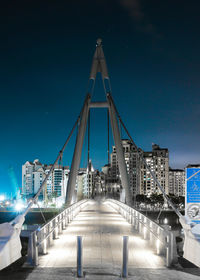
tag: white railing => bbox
[106,199,177,267]
[26,199,89,266]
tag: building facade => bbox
[110,139,142,197]
[22,159,70,200]
[169,168,185,196]
[141,144,169,196]
[44,165,70,198]
[22,159,44,198]
[110,142,170,198]
[22,159,98,201]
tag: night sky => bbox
[1,0,200,197]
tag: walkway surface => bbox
[1,200,200,279]
[39,200,165,269]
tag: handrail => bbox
[107,199,166,231]
[26,199,89,266]
[106,199,177,267]
[36,199,88,245]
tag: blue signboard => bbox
[186,168,200,223]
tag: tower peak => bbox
[96,38,102,46]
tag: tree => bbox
[149,193,164,208]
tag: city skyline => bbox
[3,141,189,199]
[21,141,186,204]
[1,1,200,196]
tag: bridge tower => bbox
[65,39,132,206]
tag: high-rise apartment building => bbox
[22,159,69,200]
[169,168,185,196]
[22,159,44,198]
[82,160,97,198]
[44,165,70,198]
[22,159,98,201]
[110,141,169,198]
[141,144,169,196]
[110,139,142,197]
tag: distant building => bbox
[22,159,69,200]
[22,158,102,201]
[77,168,87,200]
[110,139,142,197]
[110,141,170,198]
[22,159,44,198]
[44,165,70,198]
[169,168,185,196]
[141,144,169,196]
[82,160,97,198]
[23,141,186,202]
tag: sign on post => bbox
[186,167,200,224]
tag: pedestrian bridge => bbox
[38,200,165,269]
[23,198,179,278]
[2,199,200,279]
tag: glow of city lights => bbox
[164,218,168,224]
[15,203,25,211]
[0,195,5,201]
[57,201,64,208]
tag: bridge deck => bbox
[39,200,165,269]
[1,200,200,279]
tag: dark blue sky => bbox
[1,0,200,197]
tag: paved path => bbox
[38,200,165,269]
[1,200,200,279]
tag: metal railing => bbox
[106,199,177,267]
[26,199,89,266]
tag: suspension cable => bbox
[36,201,47,223]
[107,108,110,164]
[109,94,182,218]
[87,110,90,166]
[23,116,80,216]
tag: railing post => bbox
[33,231,38,266]
[69,209,71,222]
[43,227,47,254]
[128,207,132,224]
[143,222,147,240]
[71,208,74,221]
[67,210,70,223]
[58,215,62,234]
[77,236,83,278]
[27,232,34,265]
[50,221,54,242]
[138,214,142,234]
[47,223,51,248]
[53,218,58,239]
[132,210,136,228]
[156,227,160,255]
[143,218,150,240]
[166,234,171,267]
[61,213,65,230]
[63,212,66,229]
[125,208,127,220]
[129,209,132,224]
[65,210,68,227]
[37,229,42,254]
[122,236,129,278]
[166,232,175,267]
[27,231,38,266]
[149,221,153,245]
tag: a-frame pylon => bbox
[65,39,132,206]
